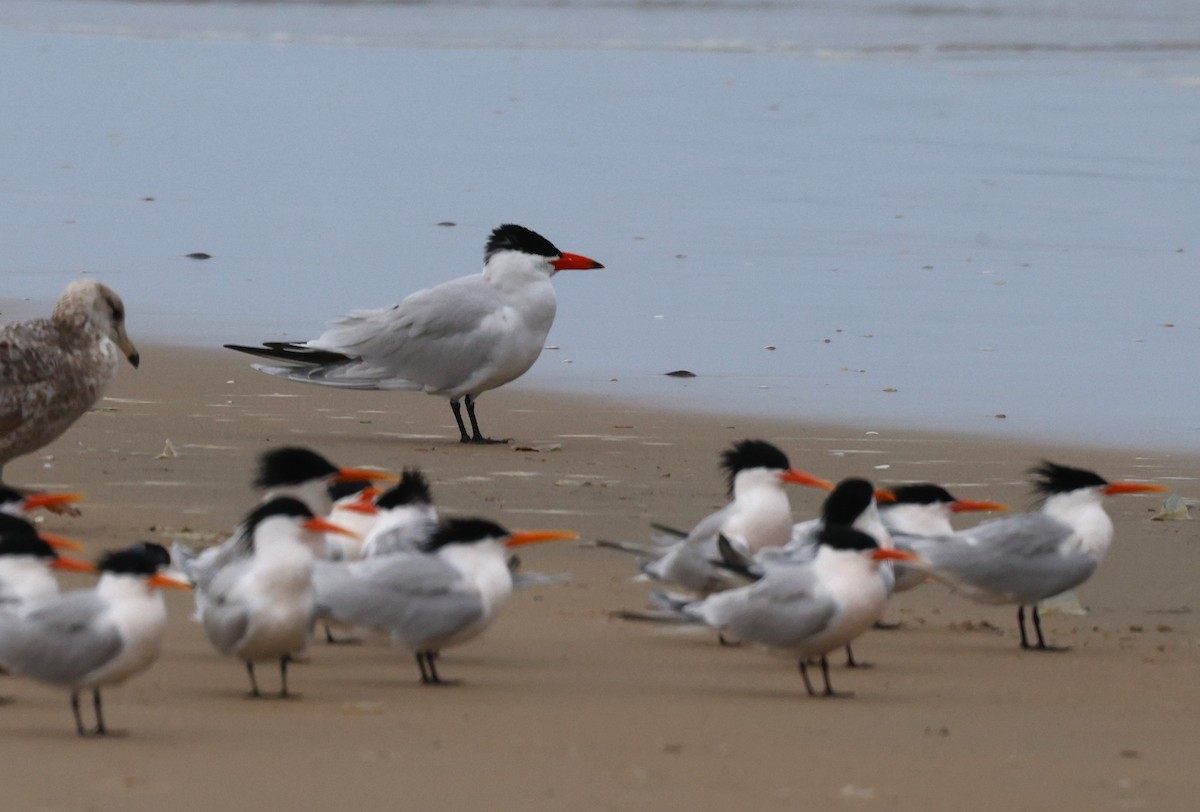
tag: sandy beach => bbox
[0,344,1196,810]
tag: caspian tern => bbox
[0,515,94,610]
[0,280,139,484]
[601,440,833,597]
[0,542,188,736]
[670,479,919,697]
[225,224,604,444]
[313,518,576,685]
[186,497,356,697]
[904,462,1168,651]
[880,484,1007,593]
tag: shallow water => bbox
[1,1,1198,451]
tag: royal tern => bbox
[0,485,86,518]
[0,515,94,610]
[225,224,604,444]
[0,542,188,736]
[603,440,832,597]
[172,447,394,616]
[187,497,354,697]
[313,518,576,685]
[671,479,918,697]
[360,468,439,558]
[0,280,139,484]
[880,484,1007,593]
[905,462,1168,651]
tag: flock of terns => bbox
[0,224,1175,736]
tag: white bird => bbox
[672,479,919,697]
[185,497,355,697]
[602,440,832,597]
[904,462,1168,651]
[0,542,189,736]
[313,517,576,685]
[225,224,604,444]
[0,515,94,610]
[0,280,139,484]
[360,468,439,558]
[879,484,1007,593]
[172,447,395,616]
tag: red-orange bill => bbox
[22,492,86,512]
[780,469,835,491]
[505,530,579,548]
[39,532,86,553]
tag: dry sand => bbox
[1,345,1197,810]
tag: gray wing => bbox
[906,514,1096,602]
[197,559,253,655]
[0,591,121,686]
[698,565,835,648]
[315,555,484,649]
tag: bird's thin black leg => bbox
[1017,605,1032,649]
[1031,605,1069,652]
[245,661,262,698]
[279,655,292,698]
[819,656,840,697]
[71,691,87,736]
[92,688,107,735]
[798,659,817,696]
[463,395,508,445]
[844,644,871,669]
[449,399,473,443]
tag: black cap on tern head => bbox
[421,517,509,553]
[124,541,172,568]
[376,468,433,510]
[887,484,957,507]
[720,440,791,497]
[0,515,57,560]
[98,545,166,576]
[242,496,316,532]
[816,524,880,553]
[327,479,373,503]
[0,486,26,507]
[821,479,877,528]
[254,447,339,489]
[1030,461,1108,497]
[484,224,562,262]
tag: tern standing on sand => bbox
[0,280,139,483]
[225,224,603,444]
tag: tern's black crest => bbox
[821,479,877,528]
[816,524,880,553]
[376,468,433,510]
[0,515,56,560]
[0,485,26,507]
[241,497,315,534]
[421,517,509,553]
[125,541,172,568]
[327,479,373,503]
[888,484,957,506]
[1029,461,1108,496]
[720,439,791,497]
[98,545,166,576]
[484,224,561,262]
[254,447,339,489]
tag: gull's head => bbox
[56,279,139,368]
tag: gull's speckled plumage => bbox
[0,280,139,481]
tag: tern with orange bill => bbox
[188,497,358,697]
[0,515,94,610]
[904,462,1169,650]
[0,543,188,736]
[225,224,604,444]
[313,518,576,685]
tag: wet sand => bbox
[2,345,1198,810]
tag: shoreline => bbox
[2,343,1198,810]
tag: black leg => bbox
[462,395,508,445]
[717,632,741,647]
[1017,605,1031,649]
[415,651,432,683]
[1031,605,1069,652]
[417,650,457,685]
[819,656,838,697]
[798,659,817,696]
[245,661,262,698]
[449,399,472,443]
[71,690,87,736]
[92,688,107,736]
[279,655,294,698]
[844,644,871,669]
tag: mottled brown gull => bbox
[0,280,139,483]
